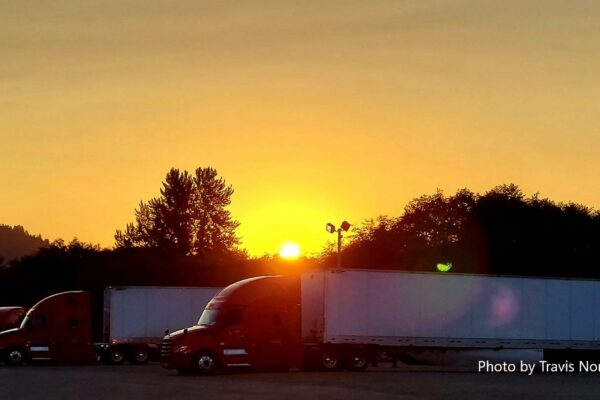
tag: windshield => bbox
[197,309,220,326]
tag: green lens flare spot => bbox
[437,262,452,272]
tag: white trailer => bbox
[103,286,221,363]
[301,269,600,369]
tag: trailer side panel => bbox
[315,270,600,349]
[106,287,221,343]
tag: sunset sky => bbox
[1,1,599,256]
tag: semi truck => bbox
[0,286,220,366]
[161,269,600,374]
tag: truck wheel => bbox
[195,351,219,375]
[345,349,368,372]
[109,347,125,364]
[5,348,26,366]
[320,350,342,371]
[131,347,150,364]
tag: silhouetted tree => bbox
[334,184,600,278]
[115,167,240,257]
[191,168,240,256]
[401,188,476,247]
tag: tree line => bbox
[1,167,599,307]
[326,184,600,278]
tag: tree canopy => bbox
[331,184,600,277]
[115,167,240,257]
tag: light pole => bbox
[326,220,351,268]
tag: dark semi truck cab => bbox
[161,276,302,374]
[0,291,96,365]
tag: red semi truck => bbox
[0,287,219,366]
[161,269,600,374]
[161,275,303,374]
[0,292,96,365]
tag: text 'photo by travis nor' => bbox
[479,360,600,375]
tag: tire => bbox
[131,347,150,364]
[320,349,342,371]
[5,348,26,366]
[109,346,125,364]
[345,349,369,372]
[195,351,219,375]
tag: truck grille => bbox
[161,337,172,360]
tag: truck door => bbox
[220,307,250,367]
[26,314,53,361]
[50,295,96,363]
[248,303,301,371]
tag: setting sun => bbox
[279,243,301,259]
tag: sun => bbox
[279,242,301,259]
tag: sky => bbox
[1,1,599,256]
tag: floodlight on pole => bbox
[326,223,336,234]
[326,220,351,268]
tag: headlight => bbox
[174,345,189,353]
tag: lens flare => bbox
[437,262,453,272]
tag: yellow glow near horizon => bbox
[1,1,600,257]
[279,243,301,260]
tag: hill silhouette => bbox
[0,225,50,265]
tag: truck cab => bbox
[161,276,301,374]
[0,291,96,365]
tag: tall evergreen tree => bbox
[192,167,240,256]
[115,167,240,256]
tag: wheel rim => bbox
[349,353,367,369]
[322,352,339,369]
[198,355,215,372]
[111,350,124,363]
[135,350,149,363]
[8,350,23,364]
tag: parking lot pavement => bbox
[2,363,600,400]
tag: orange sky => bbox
[1,1,599,256]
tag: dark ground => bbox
[2,363,599,400]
